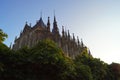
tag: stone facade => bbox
[13,16,87,58]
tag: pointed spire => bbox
[68,30,70,39]
[47,17,50,25]
[73,33,75,41]
[53,10,57,24]
[54,15,56,23]
[77,36,80,45]
[64,29,67,38]
[54,10,56,22]
[62,26,65,36]
[47,17,50,31]
[52,12,59,34]
[81,38,84,47]
[36,13,46,28]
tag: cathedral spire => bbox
[52,14,59,34]
[68,30,70,39]
[62,26,65,36]
[54,10,56,22]
[36,12,46,28]
[47,17,50,31]
[77,36,80,45]
[81,38,84,47]
[73,33,75,41]
[54,15,56,23]
[53,10,57,26]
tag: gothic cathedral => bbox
[13,16,89,58]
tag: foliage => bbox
[0,36,119,80]
[74,47,116,80]
[0,29,8,43]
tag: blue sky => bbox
[0,0,120,64]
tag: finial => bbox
[54,10,55,17]
[40,10,42,18]
[39,10,42,20]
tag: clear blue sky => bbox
[0,0,120,64]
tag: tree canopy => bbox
[0,29,8,43]
[0,30,120,80]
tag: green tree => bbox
[7,39,75,80]
[75,63,93,80]
[74,48,93,80]
[0,29,8,43]
[29,39,75,80]
[75,47,110,80]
